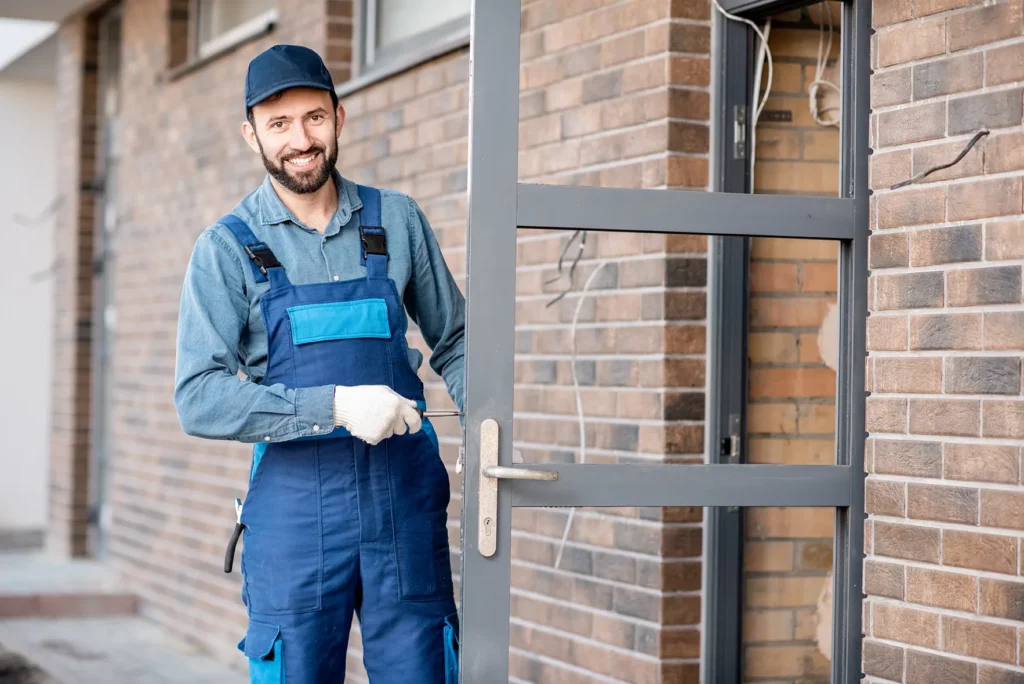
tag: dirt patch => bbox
[0,646,58,684]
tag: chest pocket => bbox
[287,299,391,344]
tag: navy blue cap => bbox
[245,44,335,111]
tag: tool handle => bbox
[224,522,244,573]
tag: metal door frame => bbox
[459,0,869,681]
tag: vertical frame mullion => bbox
[705,13,754,684]
[460,0,522,681]
[832,0,870,681]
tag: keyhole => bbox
[484,517,493,537]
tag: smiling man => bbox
[173,44,464,684]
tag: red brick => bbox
[980,578,1024,620]
[986,221,1024,260]
[985,312,1024,350]
[874,521,940,563]
[980,490,1024,530]
[867,479,906,516]
[987,43,1024,87]
[865,560,905,600]
[907,566,978,611]
[876,186,945,229]
[874,358,942,393]
[878,18,946,67]
[943,529,1018,574]
[984,401,1024,439]
[949,0,1024,52]
[948,177,1023,222]
[873,602,939,648]
[908,398,980,437]
[868,315,908,351]
[944,443,1020,484]
[873,0,912,26]
[910,313,982,350]
[986,131,1024,174]
[906,649,977,684]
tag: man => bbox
[173,44,463,684]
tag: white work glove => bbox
[333,385,422,446]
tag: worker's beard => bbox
[259,136,339,195]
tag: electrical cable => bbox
[553,259,613,569]
[809,2,841,127]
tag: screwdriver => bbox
[417,408,464,419]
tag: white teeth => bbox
[289,154,315,166]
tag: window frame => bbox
[338,0,470,97]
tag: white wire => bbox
[553,259,612,570]
[712,0,774,124]
[809,1,841,127]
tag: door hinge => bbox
[733,105,747,160]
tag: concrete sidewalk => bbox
[0,617,246,684]
[0,552,245,684]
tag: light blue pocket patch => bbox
[287,299,390,344]
[238,621,283,684]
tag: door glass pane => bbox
[512,228,709,466]
[505,506,835,683]
[752,2,843,198]
[517,4,710,192]
[743,507,835,683]
[747,238,839,465]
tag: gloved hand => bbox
[333,385,422,445]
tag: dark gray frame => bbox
[459,0,869,681]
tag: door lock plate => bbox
[478,418,499,557]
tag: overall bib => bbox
[222,185,459,684]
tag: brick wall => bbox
[49,0,717,681]
[743,9,841,682]
[56,0,357,665]
[866,0,1024,680]
[48,14,99,558]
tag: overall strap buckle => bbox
[359,228,387,258]
[242,242,281,276]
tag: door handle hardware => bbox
[478,418,557,557]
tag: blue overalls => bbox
[221,185,459,684]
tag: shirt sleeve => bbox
[173,228,335,443]
[402,197,466,412]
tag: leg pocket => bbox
[444,611,460,684]
[241,442,323,614]
[238,620,283,684]
[394,509,453,601]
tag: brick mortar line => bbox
[511,555,693,594]
[869,391,1024,400]
[869,129,1021,157]
[521,32,673,69]
[507,647,626,684]
[870,513,1024,539]
[510,441,704,459]
[870,472,1024,493]
[519,2,664,37]
[868,432,1024,449]
[512,253,709,267]
[513,411,700,425]
[870,350,1024,358]
[523,153,709,185]
[870,302,1024,315]
[521,117,704,150]
[514,352,706,361]
[871,170,1024,197]
[514,319,707,331]
[871,75,1024,112]
[865,634,1024,674]
[516,285,678,300]
[872,33,1024,75]
[523,507,702,531]
[510,617,697,664]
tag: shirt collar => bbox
[257,168,363,232]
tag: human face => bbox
[243,87,345,195]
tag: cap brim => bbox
[246,79,334,108]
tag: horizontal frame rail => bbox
[517,183,856,240]
[508,464,854,507]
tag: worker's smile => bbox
[286,151,320,170]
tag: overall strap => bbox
[356,184,387,280]
[218,214,290,289]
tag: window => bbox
[194,0,276,60]
[357,0,470,83]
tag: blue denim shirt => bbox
[173,170,465,443]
